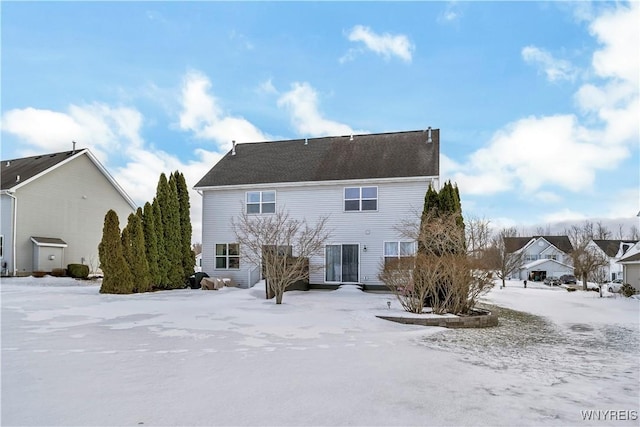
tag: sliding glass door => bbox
[325,244,359,283]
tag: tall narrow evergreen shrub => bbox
[175,171,195,279]
[99,210,134,294]
[143,201,161,286]
[126,213,152,293]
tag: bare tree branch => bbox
[232,209,331,304]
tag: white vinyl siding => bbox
[200,178,434,287]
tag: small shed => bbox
[31,237,67,272]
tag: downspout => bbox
[6,191,18,276]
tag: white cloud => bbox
[343,25,413,63]
[277,82,356,137]
[448,3,638,199]
[521,46,577,82]
[178,70,267,149]
[438,2,462,24]
[0,104,144,162]
[543,208,588,224]
[257,78,278,95]
[590,2,639,85]
[533,191,562,204]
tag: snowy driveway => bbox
[2,277,638,426]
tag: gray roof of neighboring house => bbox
[591,239,638,257]
[1,149,82,191]
[194,129,440,188]
[504,236,574,254]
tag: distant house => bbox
[0,148,136,276]
[587,239,638,282]
[504,236,574,281]
[194,129,440,289]
[617,242,640,291]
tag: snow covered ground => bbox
[1,277,638,426]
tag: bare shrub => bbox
[381,211,493,315]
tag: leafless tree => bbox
[485,227,523,289]
[565,221,609,291]
[535,224,551,236]
[595,221,612,240]
[191,242,202,255]
[629,225,640,240]
[232,209,331,304]
[465,216,492,258]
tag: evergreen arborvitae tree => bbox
[143,201,161,287]
[166,174,185,287]
[152,197,168,287]
[175,171,195,278]
[126,212,152,293]
[158,173,183,289]
[99,210,134,294]
[121,222,132,269]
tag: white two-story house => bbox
[504,236,574,281]
[194,129,440,289]
[587,239,638,282]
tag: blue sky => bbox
[2,1,639,241]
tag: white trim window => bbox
[344,186,377,211]
[384,241,415,265]
[246,191,276,214]
[215,243,240,269]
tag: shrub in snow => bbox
[566,287,577,292]
[99,210,135,294]
[68,264,89,279]
[32,271,46,278]
[620,283,637,298]
[51,268,67,277]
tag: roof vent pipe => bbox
[349,134,354,141]
[231,140,236,156]
[72,141,76,153]
[6,161,10,167]
[16,175,20,183]
[426,127,433,143]
[304,138,308,146]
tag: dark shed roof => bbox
[194,129,440,188]
[504,236,574,254]
[1,150,82,191]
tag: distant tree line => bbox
[99,171,194,294]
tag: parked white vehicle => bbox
[606,279,624,293]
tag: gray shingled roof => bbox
[194,129,439,188]
[504,236,574,254]
[1,149,83,191]
[592,239,638,257]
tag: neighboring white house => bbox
[587,239,638,282]
[194,129,440,289]
[617,241,640,291]
[0,148,136,276]
[503,236,574,281]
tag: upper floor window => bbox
[216,243,239,269]
[344,187,377,211]
[246,191,276,214]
